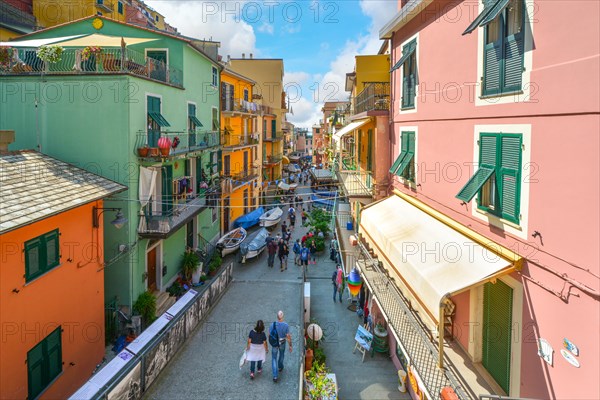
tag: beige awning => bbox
[359,193,521,323]
[0,35,86,47]
[332,119,370,147]
[56,34,159,47]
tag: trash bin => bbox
[398,370,407,393]
[346,221,353,230]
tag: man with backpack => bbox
[268,310,292,383]
[293,239,301,265]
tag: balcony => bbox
[221,97,259,115]
[354,82,390,114]
[263,152,283,166]
[1,47,183,88]
[138,196,206,238]
[95,0,113,12]
[263,131,284,142]
[221,132,259,149]
[336,169,373,198]
[136,131,221,159]
[221,167,259,193]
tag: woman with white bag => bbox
[246,320,268,379]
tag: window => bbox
[212,66,218,87]
[465,0,525,96]
[118,1,123,14]
[147,96,170,147]
[28,326,62,399]
[456,133,522,224]
[391,39,417,109]
[25,229,60,282]
[188,103,202,147]
[243,88,249,102]
[389,131,415,182]
[211,107,219,131]
[161,165,173,215]
[155,15,159,22]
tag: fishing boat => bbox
[232,207,265,230]
[311,194,335,211]
[216,227,247,257]
[259,207,283,228]
[239,228,270,263]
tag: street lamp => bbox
[93,207,128,229]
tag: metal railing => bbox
[96,0,114,12]
[138,195,208,236]
[337,170,373,197]
[263,131,284,141]
[263,152,283,165]
[136,131,221,157]
[258,103,276,115]
[1,47,183,88]
[353,82,390,114]
[221,132,259,148]
[221,97,259,114]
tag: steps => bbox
[155,291,176,317]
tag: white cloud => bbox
[284,71,311,87]
[281,24,302,34]
[258,22,274,34]
[145,0,257,58]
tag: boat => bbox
[239,228,270,263]
[232,207,265,229]
[313,189,337,198]
[216,227,247,257]
[259,207,283,228]
[288,152,303,162]
[278,181,299,192]
[311,194,335,210]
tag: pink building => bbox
[356,1,600,399]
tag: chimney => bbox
[0,130,15,152]
[250,53,253,59]
[242,53,245,59]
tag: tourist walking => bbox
[301,208,307,226]
[267,237,278,268]
[300,244,309,269]
[289,212,296,230]
[330,235,338,261]
[269,311,292,383]
[246,320,268,379]
[278,238,288,271]
[331,265,344,303]
[308,240,317,265]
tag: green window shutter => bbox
[357,131,362,162]
[482,280,513,394]
[161,165,173,214]
[27,341,45,399]
[389,153,404,174]
[463,0,500,35]
[366,129,373,171]
[456,167,495,202]
[499,135,521,223]
[188,103,195,117]
[217,150,222,173]
[46,327,62,381]
[392,132,415,177]
[483,42,502,95]
[480,134,498,168]
[271,119,276,135]
[503,33,524,92]
[25,238,41,281]
[43,230,59,270]
[390,133,409,174]
[195,157,203,192]
[479,0,509,27]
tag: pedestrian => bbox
[301,233,308,245]
[300,244,309,269]
[295,195,301,208]
[281,221,287,237]
[293,239,301,265]
[246,320,268,379]
[331,265,344,303]
[267,237,278,268]
[269,311,292,383]
[330,235,338,261]
[308,239,317,265]
[301,209,307,226]
[288,205,295,221]
[278,238,288,271]
[285,228,292,244]
[290,213,296,230]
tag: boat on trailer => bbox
[259,207,283,228]
[216,227,247,257]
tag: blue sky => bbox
[145,1,398,127]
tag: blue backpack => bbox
[300,248,309,261]
[268,322,279,347]
[293,242,301,254]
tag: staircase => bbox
[155,291,176,317]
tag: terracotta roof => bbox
[0,150,127,233]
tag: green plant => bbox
[81,46,103,61]
[307,208,332,237]
[208,254,222,273]
[181,249,200,281]
[167,281,185,297]
[133,291,157,327]
[0,47,12,70]
[313,347,326,365]
[307,236,326,252]
[36,45,63,63]
[304,361,335,400]
[200,274,208,282]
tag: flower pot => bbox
[149,147,159,157]
[138,147,149,157]
[159,147,170,156]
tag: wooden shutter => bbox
[217,150,222,174]
[25,238,41,281]
[27,341,45,399]
[499,135,521,223]
[44,230,59,270]
[366,129,373,171]
[46,327,62,381]
[390,133,409,175]
[271,119,276,135]
[482,280,513,394]
[162,165,173,214]
[483,42,502,95]
[357,130,362,164]
[195,157,203,194]
[456,134,497,202]
[503,33,524,92]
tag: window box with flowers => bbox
[36,45,63,71]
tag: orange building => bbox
[0,142,126,399]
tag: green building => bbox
[0,16,223,323]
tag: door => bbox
[224,155,231,176]
[223,197,230,232]
[243,151,249,176]
[147,246,158,292]
[482,280,513,394]
[186,220,195,249]
[147,50,167,82]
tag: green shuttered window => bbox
[482,280,513,394]
[25,229,60,282]
[389,131,415,182]
[147,96,170,147]
[456,133,522,224]
[28,326,62,399]
[161,165,173,215]
[401,39,417,109]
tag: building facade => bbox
[354,1,600,399]
[0,145,125,400]
[0,16,222,322]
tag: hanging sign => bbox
[563,338,579,356]
[560,349,580,368]
[537,338,553,365]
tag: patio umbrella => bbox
[55,34,158,47]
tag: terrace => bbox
[135,130,221,159]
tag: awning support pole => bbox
[438,302,445,368]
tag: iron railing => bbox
[136,130,221,157]
[337,170,373,198]
[221,132,259,148]
[263,131,284,141]
[1,47,184,88]
[138,195,209,236]
[263,152,283,165]
[95,0,114,12]
[221,97,259,114]
[354,82,390,114]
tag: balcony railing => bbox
[95,0,113,12]
[337,170,373,198]
[136,130,221,158]
[1,47,183,88]
[354,82,390,114]
[221,97,259,114]
[263,152,283,165]
[258,104,276,115]
[263,131,284,142]
[221,167,259,193]
[221,132,259,148]
[138,196,206,236]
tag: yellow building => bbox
[33,0,127,28]
[228,57,286,187]
[0,1,36,41]
[220,66,260,232]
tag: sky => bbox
[144,0,398,128]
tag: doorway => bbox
[147,246,159,292]
[186,220,196,250]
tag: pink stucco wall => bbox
[388,1,600,398]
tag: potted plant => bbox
[133,291,157,329]
[208,254,222,276]
[157,136,172,156]
[304,361,336,400]
[81,46,103,62]
[0,47,12,72]
[181,249,201,283]
[137,145,150,157]
[36,45,64,70]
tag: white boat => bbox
[259,207,283,228]
[216,227,247,256]
[239,228,270,263]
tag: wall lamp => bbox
[93,207,128,229]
